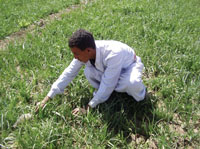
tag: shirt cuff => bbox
[88,97,100,108]
[47,90,56,99]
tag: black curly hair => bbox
[68,29,96,51]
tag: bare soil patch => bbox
[0,1,90,50]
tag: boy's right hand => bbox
[35,96,50,113]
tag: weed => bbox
[0,0,199,148]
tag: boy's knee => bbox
[129,78,144,91]
[128,78,146,101]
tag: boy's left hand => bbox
[72,105,90,116]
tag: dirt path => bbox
[0,0,90,50]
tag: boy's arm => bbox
[89,52,124,108]
[47,59,84,98]
[35,59,83,112]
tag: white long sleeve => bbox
[47,59,83,98]
[88,40,137,108]
[89,50,124,108]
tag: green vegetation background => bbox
[0,0,79,39]
[0,0,199,148]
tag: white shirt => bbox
[47,40,137,107]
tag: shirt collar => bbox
[94,41,104,72]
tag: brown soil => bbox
[0,0,90,50]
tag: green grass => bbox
[0,0,200,148]
[0,0,80,39]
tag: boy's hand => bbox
[35,96,50,113]
[72,105,91,116]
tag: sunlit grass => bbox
[0,0,80,39]
[0,0,199,148]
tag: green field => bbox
[0,0,200,148]
[0,0,79,39]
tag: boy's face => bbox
[71,47,90,63]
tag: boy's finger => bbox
[35,104,42,113]
[35,106,39,113]
[72,109,77,114]
[72,108,79,115]
[36,102,41,106]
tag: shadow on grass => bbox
[95,91,161,144]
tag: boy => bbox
[36,29,146,113]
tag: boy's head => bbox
[68,29,96,63]
[68,29,96,51]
